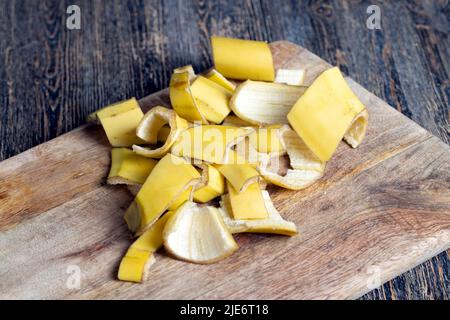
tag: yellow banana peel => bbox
[287,67,368,161]
[344,109,369,148]
[118,211,174,283]
[222,116,285,155]
[107,148,157,185]
[193,164,225,203]
[220,191,297,236]
[215,163,260,193]
[211,36,275,81]
[171,125,255,164]
[124,154,202,236]
[163,201,238,264]
[94,98,144,147]
[227,181,268,220]
[190,76,232,124]
[133,106,188,158]
[169,69,207,123]
[230,80,307,125]
[205,69,236,93]
[174,64,196,80]
[258,126,325,190]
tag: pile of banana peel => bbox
[89,37,368,283]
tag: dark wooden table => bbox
[0,0,448,300]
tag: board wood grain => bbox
[0,41,449,300]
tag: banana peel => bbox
[118,211,174,283]
[215,163,260,193]
[222,116,286,155]
[275,69,306,86]
[205,69,236,93]
[163,201,238,264]
[108,148,157,185]
[227,181,268,220]
[190,76,232,124]
[93,98,144,147]
[211,36,275,81]
[220,191,297,236]
[344,109,369,148]
[230,80,307,125]
[133,106,188,158]
[169,69,207,123]
[193,164,225,203]
[157,126,171,143]
[258,126,325,190]
[171,125,255,164]
[124,154,203,236]
[287,67,368,161]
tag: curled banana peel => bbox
[215,163,260,193]
[157,126,171,143]
[132,107,188,158]
[171,125,255,164]
[220,191,297,236]
[211,36,275,81]
[174,65,196,80]
[252,126,286,155]
[275,69,306,86]
[205,69,236,93]
[124,154,203,236]
[163,201,238,264]
[343,109,369,148]
[193,164,225,203]
[287,67,368,162]
[169,69,207,123]
[118,211,174,283]
[107,148,157,185]
[230,80,307,125]
[227,181,268,220]
[190,76,232,124]
[93,98,144,147]
[258,126,325,190]
[222,116,286,155]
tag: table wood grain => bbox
[0,0,448,299]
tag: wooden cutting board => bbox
[0,41,449,300]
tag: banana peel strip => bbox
[215,163,260,193]
[190,76,232,124]
[222,116,286,155]
[205,69,236,93]
[125,154,204,236]
[287,67,368,161]
[171,125,256,164]
[211,36,275,81]
[230,80,307,125]
[193,163,225,203]
[107,148,157,185]
[133,106,189,158]
[220,191,297,236]
[91,98,144,147]
[258,126,325,190]
[118,211,174,283]
[163,201,238,264]
[227,181,268,220]
[344,109,369,148]
[169,69,207,123]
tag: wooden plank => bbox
[0,41,449,299]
